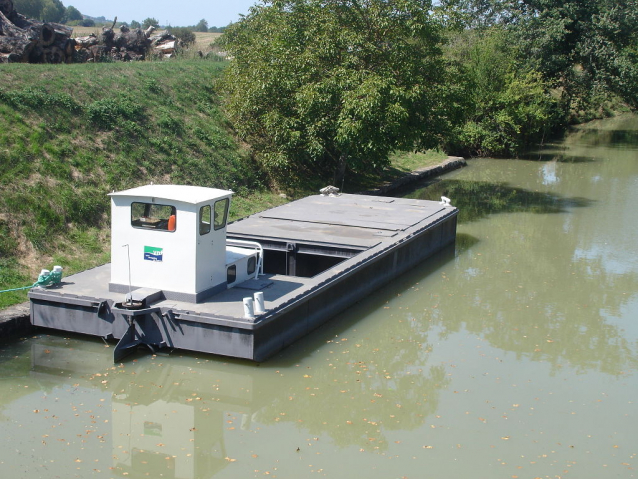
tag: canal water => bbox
[1,116,637,478]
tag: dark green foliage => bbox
[167,27,196,47]
[13,0,44,19]
[142,17,158,29]
[41,0,65,22]
[444,28,562,156]
[219,0,457,187]
[509,0,638,109]
[0,87,80,113]
[440,0,638,115]
[193,19,208,33]
[65,5,82,22]
[86,96,141,129]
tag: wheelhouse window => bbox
[247,256,256,276]
[199,205,211,235]
[131,202,176,231]
[214,198,229,230]
[227,265,236,284]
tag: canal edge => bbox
[0,302,34,341]
[358,156,467,196]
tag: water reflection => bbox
[407,178,592,223]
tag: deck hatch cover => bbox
[259,195,446,231]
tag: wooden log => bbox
[0,33,34,61]
[114,28,149,53]
[75,34,98,48]
[0,51,22,62]
[154,40,176,54]
[42,45,64,63]
[0,8,23,37]
[63,38,75,57]
[39,23,55,46]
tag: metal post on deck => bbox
[286,242,298,276]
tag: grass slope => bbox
[0,59,286,308]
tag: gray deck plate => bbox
[43,263,311,320]
[228,194,445,248]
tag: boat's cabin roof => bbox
[109,184,232,206]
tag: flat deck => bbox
[29,193,458,361]
[228,194,447,248]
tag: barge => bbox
[29,185,457,362]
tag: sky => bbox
[65,0,259,28]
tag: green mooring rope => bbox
[0,268,63,294]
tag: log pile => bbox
[73,23,182,62]
[0,0,74,63]
[0,2,181,64]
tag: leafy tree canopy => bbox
[168,26,196,46]
[41,0,64,22]
[65,5,82,22]
[130,19,141,29]
[218,0,458,187]
[193,18,208,32]
[142,17,158,29]
[440,0,638,108]
[13,0,45,19]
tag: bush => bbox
[168,27,196,47]
[86,96,141,129]
[445,28,561,157]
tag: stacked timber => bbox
[0,2,181,64]
[74,23,181,62]
[0,0,74,63]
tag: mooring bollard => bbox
[254,291,265,314]
[243,297,255,319]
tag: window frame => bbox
[131,202,177,232]
[214,198,229,231]
[199,205,212,236]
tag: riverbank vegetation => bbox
[1,0,636,307]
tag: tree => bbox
[512,0,638,108]
[130,19,141,29]
[444,27,560,156]
[142,17,158,29]
[194,18,208,32]
[41,0,65,22]
[168,26,195,46]
[13,0,44,19]
[441,0,638,109]
[218,0,456,187]
[65,5,82,22]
